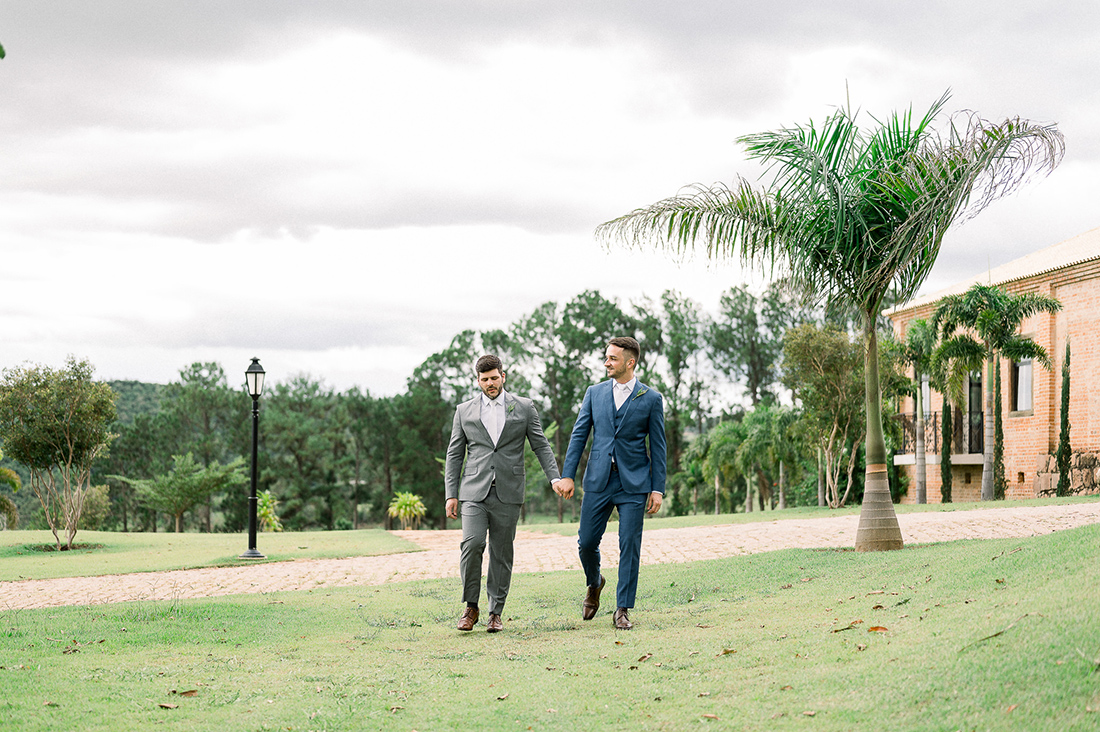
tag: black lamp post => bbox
[240,357,266,559]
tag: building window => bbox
[1012,358,1033,412]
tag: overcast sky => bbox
[1,1,1097,395]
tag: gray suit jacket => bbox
[444,391,560,505]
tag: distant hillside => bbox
[107,380,167,424]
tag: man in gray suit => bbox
[445,354,563,633]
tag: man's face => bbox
[604,345,634,382]
[478,369,505,399]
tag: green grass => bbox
[2,523,1098,731]
[0,530,418,581]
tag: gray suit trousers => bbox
[460,483,522,615]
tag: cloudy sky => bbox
[1,1,1097,395]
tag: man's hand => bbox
[555,478,575,499]
[446,497,459,520]
[645,491,663,515]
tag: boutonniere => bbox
[507,402,516,414]
[631,387,648,402]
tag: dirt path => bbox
[3,502,1097,611]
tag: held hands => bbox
[645,491,663,515]
[446,497,459,520]
[554,478,575,499]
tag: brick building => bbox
[888,226,1100,502]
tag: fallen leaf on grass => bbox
[868,626,888,633]
[1006,704,1018,713]
[179,690,198,698]
[695,624,713,628]
[43,701,58,707]
[702,714,719,720]
[803,710,816,716]
[780,584,793,590]
[856,644,867,651]
[638,653,653,662]
[629,666,638,670]
[832,620,863,633]
[389,705,403,713]
[872,604,884,610]
[698,692,711,697]
[158,703,178,710]
[780,685,793,691]
[718,648,736,656]
[497,693,509,701]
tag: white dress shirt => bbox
[613,377,637,410]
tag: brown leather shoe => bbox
[457,607,479,631]
[486,613,503,633]
[613,607,633,630]
[582,574,606,620]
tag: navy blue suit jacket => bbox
[562,379,666,495]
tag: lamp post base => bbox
[238,548,266,559]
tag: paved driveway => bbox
[2,502,1097,610]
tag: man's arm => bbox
[557,386,595,499]
[524,401,561,484]
[647,391,667,495]
[443,408,467,518]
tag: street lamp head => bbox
[245,357,266,399]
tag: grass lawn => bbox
[0,530,419,581]
[2,522,1098,731]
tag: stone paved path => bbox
[2,502,1097,611]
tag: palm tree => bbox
[597,92,1063,550]
[899,319,937,503]
[932,284,1062,500]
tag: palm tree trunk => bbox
[981,353,995,501]
[855,318,904,551]
[914,371,926,504]
[778,460,786,510]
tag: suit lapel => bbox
[466,398,492,444]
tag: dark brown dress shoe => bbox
[582,574,606,620]
[486,613,503,633]
[457,607,479,631]
[613,607,633,630]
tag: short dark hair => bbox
[475,354,504,375]
[607,336,639,364]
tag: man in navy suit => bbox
[556,336,666,630]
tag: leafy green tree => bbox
[700,420,747,514]
[97,411,177,531]
[597,92,1063,549]
[159,363,239,530]
[262,375,347,530]
[114,453,246,533]
[783,323,864,508]
[933,284,1062,500]
[710,283,810,406]
[0,448,19,530]
[642,290,708,474]
[1055,339,1072,497]
[0,357,117,550]
[736,404,800,510]
[899,319,937,503]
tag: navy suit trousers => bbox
[577,470,646,609]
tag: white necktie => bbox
[488,400,503,444]
[614,383,631,410]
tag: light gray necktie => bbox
[488,400,504,444]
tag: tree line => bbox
[0,284,913,538]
